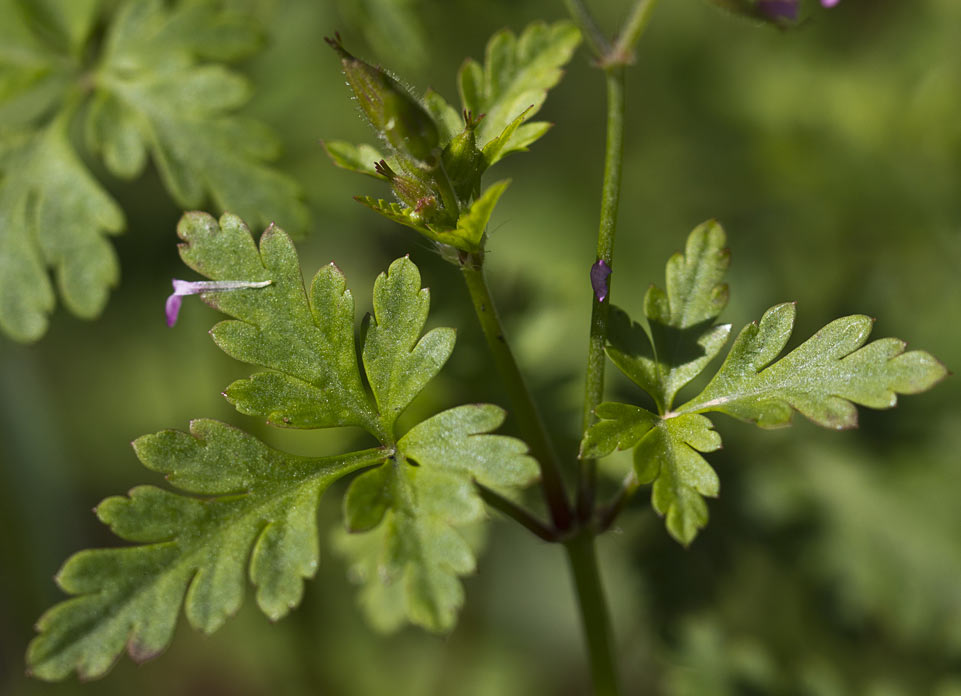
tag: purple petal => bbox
[165,278,272,327]
[590,260,612,303]
[758,0,798,20]
[821,0,840,6]
[165,293,183,327]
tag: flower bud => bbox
[375,160,442,223]
[326,35,439,165]
[442,112,484,199]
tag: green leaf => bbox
[363,257,456,435]
[339,405,538,632]
[607,220,732,412]
[448,179,510,251]
[0,119,123,342]
[635,414,722,545]
[30,213,538,675]
[458,21,580,155]
[579,402,659,459]
[89,0,305,233]
[677,302,949,429]
[26,419,387,681]
[322,140,389,179]
[177,212,380,435]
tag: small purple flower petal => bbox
[758,0,798,21]
[590,260,612,303]
[165,293,184,327]
[165,278,272,327]
[821,0,840,6]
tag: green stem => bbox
[578,66,626,521]
[565,533,621,696]
[460,259,572,531]
[612,0,660,64]
[476,483,557,542]
[562,0,611,58]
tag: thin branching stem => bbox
[460,257,573,532]
[611,0,660,65]
[477,483,557,542]
[562,0,612,58]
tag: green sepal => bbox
[338,405,538,633]
[677,302,949,429]
[25,419,386,681]
[327,34,439,165]
[321,140,389,180]
[441,113,483,199]
[634,414,722,546]
[449,179,511,252]
[607,220,732,412]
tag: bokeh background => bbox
[2,0,960,693]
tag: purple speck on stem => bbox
[591,260,612,303]
[165,278,272,327]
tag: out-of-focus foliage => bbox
[0,0,305,342]
[2,0,959,694]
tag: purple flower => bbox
[165,278,272,327]
[590,260,612,303]
[821,0,840,6]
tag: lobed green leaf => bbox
[458,21,581,155]
[607,220,732,412]
[363,257,456,435]
[676,302,949,429]
[88,0,305,233]
[26,420,386,681]
[0,120,123,342]
[339,405,538,632]
[177,212,381,435]
[634,414,722,546]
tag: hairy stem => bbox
[460,259,572,531]
[565,533,621,696]
[579,66,626,521]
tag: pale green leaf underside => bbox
[339,405,538,632]
[607,220,731,412]
[458,20,581,153]
[92,0,306,233]
[677,302,949,429]
[0,121,123,342]
[26,419,386,681]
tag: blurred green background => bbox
[2,0,960,693]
